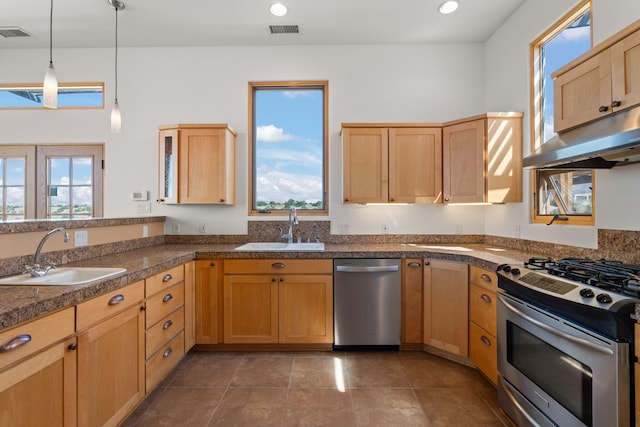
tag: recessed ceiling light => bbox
[269,3,288,17]
[438,0,459,14]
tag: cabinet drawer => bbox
[469,284,497,336]
[469,322,497,386]
[0,307,75,372]
[224,259,332,275]
[146,282,185,328]
[146,331,184,392]
[469,266,497,291]
[76,280,145,331]
[146,306,185,360]
[146,265,184,297]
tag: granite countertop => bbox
[0,242,538,332]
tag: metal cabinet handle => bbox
[444,197,450,202]
[163,347,173,358]
[108,294,125,305]
[162,274,173,282]
[220,198,225,203]
[480,273,492,283]
[271,262,286,269]
[480,294,492,303]
[162,293,173,303]
[599,105,609,112]
[612,100,622,108]
[0,334,31,352]
[68,342,78,351]
[424,261,430,266]
[407,262,421,268]
[210,262,216,267]
[480,335,492,346]
[162,320,173,330]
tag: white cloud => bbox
[256,168,323,203]
[556,26,590,43]
[257,125,296,143]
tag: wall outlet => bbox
[74,230,88,247]
[515,225,521,239]
[198,224,207,234]
[455,224,463,234]
[136,202,151,213]
[171,223,180,234]
[142,225,149,238]
[339,223,350,234]
[381,224,389,234]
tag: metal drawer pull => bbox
[163,347,173,358]
[407,262,421,268]
[480,294,492,303]
[480,273,492,283]
[162,293,173,303]
[108,294,125,305]
[0,334,31,352]
[162,320,173,330]
[272,263,286,269]
[480,335,492,346]
[162,274,173,282]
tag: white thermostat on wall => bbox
[131,190,149,201]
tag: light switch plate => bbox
[75,230,88,247]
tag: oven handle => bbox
[498,377,546,427]
[498,294,614,355]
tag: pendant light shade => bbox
[109,0,124,133]
[43,0,58,109]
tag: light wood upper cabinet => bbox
[554,20,640,132]
[423,259,468,357]
[442,114,522,204]
[342,125,442,204]
[158,124,236,205]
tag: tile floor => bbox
[122,350,513,427]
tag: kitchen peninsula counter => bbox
[0,242,538,331]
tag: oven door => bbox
[497,292,630,427]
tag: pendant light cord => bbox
[114,7,119,102]
[48,0,54,64]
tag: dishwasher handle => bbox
[336,265,399,273]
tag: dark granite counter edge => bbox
[0,242,537,332]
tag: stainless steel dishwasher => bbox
[333,259,401,350]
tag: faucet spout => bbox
[28,227,70,277]
[280,207,299,244]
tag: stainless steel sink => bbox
[234,242,325,251]
[0,267,127,286]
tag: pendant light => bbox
[43,0,58,109]
[109,0,125,133]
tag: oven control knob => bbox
[596,293,613,304]
[511,268,521,275]
[579,288,595,298]
[502,265,512,273]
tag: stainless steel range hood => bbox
[523,106,640,169]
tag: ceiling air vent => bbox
[269,25,300,34]
[0,27,31,38]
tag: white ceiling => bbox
[1,0,525,49]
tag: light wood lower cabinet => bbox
[223,259,333,344]
[423,259,468,357]
[0,308,76,427]
[468,266,498,385]
[402,259,424,344]
[195,259,220,344]
[76,283,145,427]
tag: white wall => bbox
[484,0,640,249]
[0,43,486,235]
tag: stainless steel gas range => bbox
[496,257,639,427]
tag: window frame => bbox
[247,80,329,217]
[529,0,594,226]
[0,145,36,220]
[0,82,104,109]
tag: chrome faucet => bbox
[25,227,70,277]
[280,206,299,244]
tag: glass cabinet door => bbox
[158,128,178,203]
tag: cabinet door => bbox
[184,261,196,351]
[78,303,145,427]
[0,337,76,427]
[554,49,612,132]
[442,120,485,204]
[389,128,442,203]
[179,128,233,204]
[279,274,333,344]
[195,260,219,344]
[423,259,468,357]
[158,128,178,203]
[223,274,278,343]
[611,29,640,112]
[486,116,522,203]
[342,127,389,203]
[469,322,497,386]
[402,259,423,344]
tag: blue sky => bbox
[254,88,324,205]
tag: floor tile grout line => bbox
[204,351,247,427]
